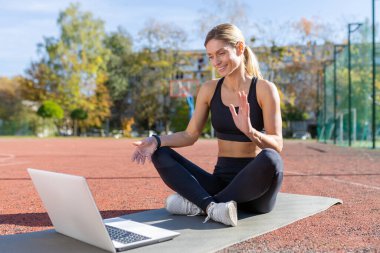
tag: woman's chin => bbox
[217,68,228,76]
[219,70,234,77]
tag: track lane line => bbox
[286,170,380,191]
[0,154,15,162]
[0,161,29,167]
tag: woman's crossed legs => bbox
[151,147,283,214]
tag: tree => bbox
[0,77,23,121]
[196,0,250,37]
[333,20,380,138]
[129,19,189,133]
[137,19,188,51]
[23,3,111,132]
[70,108,88,136]
[104,27,138,130]
[104,27,134,100]
[0,76,38,135]
[37,100,64,136]
[130,48,169,131]
[37,101,64,119]
[253,17,333,121]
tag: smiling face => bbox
[205,39,243,77]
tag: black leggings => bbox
[151,147,283,213]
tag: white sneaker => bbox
[165,193,204,216]
[204,201,238,226]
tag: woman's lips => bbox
[217,65,227,72]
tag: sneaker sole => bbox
[165,194,204,216]
[227,201,238,227]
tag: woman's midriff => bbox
[217,139,261,158]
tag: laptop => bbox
[27,168,180,252]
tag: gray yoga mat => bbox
[0,193,342,253]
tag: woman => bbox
[132,23,283,227]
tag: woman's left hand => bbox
[228,91,253,135]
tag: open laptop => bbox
[27,168,179,252]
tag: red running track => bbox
[0,138,379,252]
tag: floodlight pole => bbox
[323,63,327,143]
[322,60,334,144]
[333,44,346,144]
[372,0,377,149]
[348,22,363,146]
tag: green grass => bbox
[319,139,380,149]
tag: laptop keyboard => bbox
[106,225,151,244]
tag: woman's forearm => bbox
[247,128,283,153]
[159,131,198,148]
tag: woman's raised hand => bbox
[228,91,253,135]
[131,137,158,165]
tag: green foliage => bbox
[70,108,88,120]
[124,20,189,133]
[254,17,333,121]
[318,20,380,145]
[70,107,88,136]
[170,100,190,131]
[104,27,134,100]
[282,102,309,121]
[280,89,309,121]
[37,101,64,119]
[17,6,199,134]
[24,3,111,130]
[0,76,39,135]
[0,77,23,120]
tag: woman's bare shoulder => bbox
[201,79,219,90]
[256,79,280,106]
[196,79,220,106]
[198,79,219,96]
[257,79,277,91]
[256,79,279,96]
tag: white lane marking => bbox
[284,170,307,176]
[0,161,29,167]
[327,177,380,191]
[0,154,15,162]
[286,170,380,191]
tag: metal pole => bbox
[372,0,377,149]
[333,45,346,145]
[333,46,337,144]
[317,72,320,117]
[324,63,327,143]
[347,23,363,147]
[317,68,320,141]
[348,24,352,146]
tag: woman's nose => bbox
[212,57,221,67]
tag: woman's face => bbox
[205,39,243,77]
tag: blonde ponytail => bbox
[244,46,263,79]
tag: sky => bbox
[0,0,376,77]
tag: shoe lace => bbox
[203,202,216,223]
[186,200,203,216]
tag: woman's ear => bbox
[235,41,245,56]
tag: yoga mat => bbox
[0,193,342,253]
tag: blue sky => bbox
[0,0,376,77]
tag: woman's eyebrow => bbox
[207,48,226,56]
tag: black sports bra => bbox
[210,77,264,142]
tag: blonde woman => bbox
[132,23,283,227]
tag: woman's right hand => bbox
[131,137,158,165]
